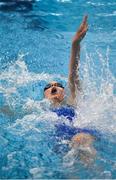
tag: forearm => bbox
[69,15,88,80]
[69,42,80,78]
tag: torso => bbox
[51,105,101,140]
[51,105,77,140]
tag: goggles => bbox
[44,82,64,92]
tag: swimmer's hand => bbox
[72,15,88,45]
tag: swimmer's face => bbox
[44,81,65,103]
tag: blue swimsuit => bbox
[52,106,100,140]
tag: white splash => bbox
[0,54,67,98]
[74,47,116,134]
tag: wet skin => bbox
[44,81,65,105]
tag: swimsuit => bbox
[52,105,100,140]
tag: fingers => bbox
[79,15,88,31]
[82,15,88,25]
[84,23,88,32]
[80,21,88,35]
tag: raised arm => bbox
[68,15,88,100]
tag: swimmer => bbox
[44,15,97,162]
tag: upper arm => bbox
[68,43,80,100]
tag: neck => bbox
[51,98,63,107]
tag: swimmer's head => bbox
[44,81,65,104]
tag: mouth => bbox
[51,87,57,95]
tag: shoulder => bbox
[63,83,82,108]
[62,96,77,108]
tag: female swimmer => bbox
[43,16,97,151]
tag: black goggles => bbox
[44,83,64,92]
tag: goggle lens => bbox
[44,83,64,91]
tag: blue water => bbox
[0,0,116,179]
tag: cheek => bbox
[44,91,48,98]
[58,88,65,96]
[62,89,65,95]
[44,89,51,98]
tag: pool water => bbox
[0,0,116,179]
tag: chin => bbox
[54,97,64,103]
[52,96,59,100]
[50,93,58,98]
[49,93,64,102]
[50,95,60,101]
